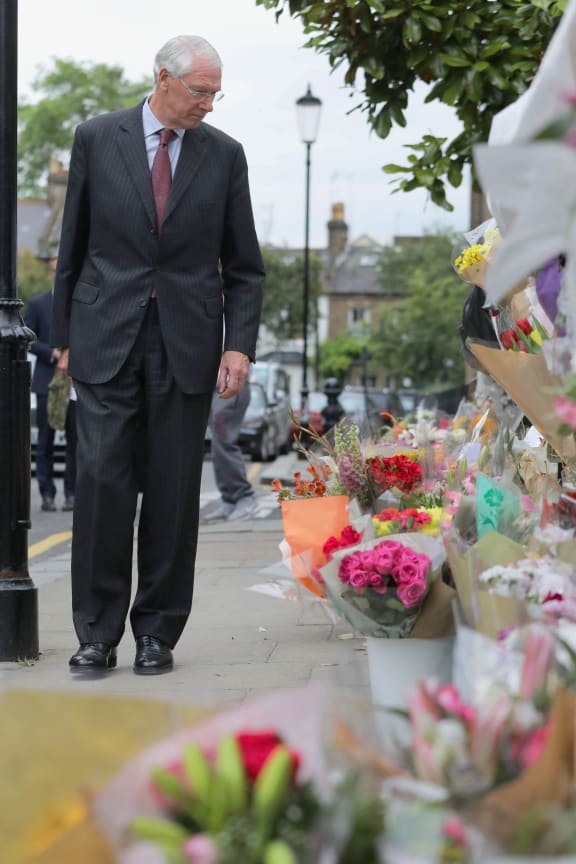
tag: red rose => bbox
[235,731,300,781]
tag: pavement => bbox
[0,451,370,709]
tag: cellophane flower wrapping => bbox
[318,533,445,638]
[296,417,423,515]
[93,686,388,864]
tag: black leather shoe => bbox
[69,642,117,672]
[134,635,173,675]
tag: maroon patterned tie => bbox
[151,127,176,230]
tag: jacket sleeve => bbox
[220,143,265,362]
[50,125,90,348]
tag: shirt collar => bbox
[142,96,185,141]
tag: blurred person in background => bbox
[204,382,257,522]
[25,254,76,512]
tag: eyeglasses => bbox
[177,78,224,103]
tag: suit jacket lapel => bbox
[163,125,208,225]
[116,106,157,226]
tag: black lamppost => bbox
[0,0,38,660]
[295,84,321,410]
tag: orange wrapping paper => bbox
[281,495,350,597]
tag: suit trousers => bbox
[71,300,212,648]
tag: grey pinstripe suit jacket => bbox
[51,104,264,394]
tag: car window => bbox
[249,384,266,410]
[339,391,365,413]
[308,392,327,412]
[251,367,267,387]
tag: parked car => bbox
[249,361,292,454]
[238,381,282,462]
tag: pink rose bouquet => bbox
[319,534,445,638]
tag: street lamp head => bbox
[296,84,322,144]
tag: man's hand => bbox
[217,350,250,399]
[56,347,69,374]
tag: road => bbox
[27,452,283,555]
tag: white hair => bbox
[153,35,222,80]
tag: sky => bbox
[17,0,471,250]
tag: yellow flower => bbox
[529,329,543,346]
[372,519,394,537]
[418,507,450,536]
[454,243,491,274]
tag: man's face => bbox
[49,258,58,279]
[154,58,222,130]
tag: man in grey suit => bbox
[51,35,264,675]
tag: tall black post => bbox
[301,141,311,411]
[0,0,38,660]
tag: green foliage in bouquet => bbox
[131,731,384,864]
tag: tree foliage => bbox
[256,0,566,210]
[260,247,322,344]
[319,332,366,383]
[377,229,458,296]
[18,251,52,309]
[370,233,466,388]
[18,59,150,196]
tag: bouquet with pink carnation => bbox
[318,533,445,638]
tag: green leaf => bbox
[439,53,471,68]
[379,7,404,19]
[373,106,392,138]
[382,163,412,174]
[447,160,463,187]
[441,79,463,106]
[403,16,422,46]
[419,13,442,32]
[390,102,407,126]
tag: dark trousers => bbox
[71,301,212,648]
[64,400,77,499]
[35,395,77,501]
[35,394,56,500]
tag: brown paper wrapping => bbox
[444,528,527,638]
[409,577,455,639]
[465,688,576,845]
[466,339,576,462]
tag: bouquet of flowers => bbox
[478,554,576,619]
[275,417,423,515]
[403,674,551,801]
[452,218,501,288]
[127,729,384,864]
[318,533,445,638]
[372,506,450,538]
[93,688,385,864]
[500,315,549,353]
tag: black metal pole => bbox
[301,141,311,410]
[0,0,38,660]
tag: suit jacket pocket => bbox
[204,295,223,318]
[72,282,99,305]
